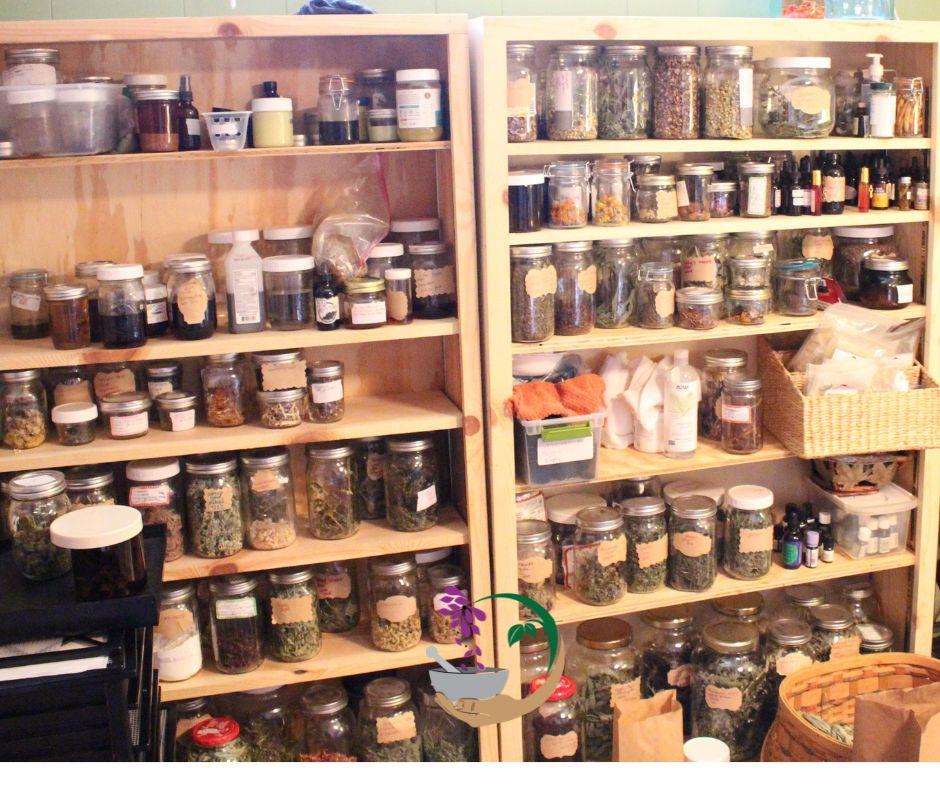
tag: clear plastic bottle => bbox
[224,229,265,333]
[664,349,700,460]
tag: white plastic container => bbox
[224,229,265,334]
[202,110,251,152]
[514,411,606,486]
[250,96,293,148]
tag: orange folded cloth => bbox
[508,374,606,421]
[558,373,605,415]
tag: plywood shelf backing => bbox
[471,15,940,761]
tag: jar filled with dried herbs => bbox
[712,593,768,634]
[546,161,590,228]
[202,353,250,428]
[510,245,556,343]
[354,436,386,520]
[591,159,631,226]
[507,44,538,143]
[594,239,637,329]
[723,484,774,580]
[8,470,71,581]
[357,677,422,762]
[313,560,360,633]
[185,454,243,559]
[727,288,772,325]
[530,675,581,761]
[691,622,769,761]
[416,547,453,626]
[573,505,628,606]
[227,687,295,761]
[65,464,115,510]
[266,567,321,662]
[676,287,723,331]
[428,563,466,645]
[99,391,151,440]
[621,496,668,593]
[127,458,185,562]
[634,262,675,329]
[639,605,695,735]
[418,686,478,761]
[547,492,606,589]
[240,448,296,550]
[699,348,747,442]
[780,584,827,622]
[385,435,439,532]
[654,46,700,140]
[174,697,211,753]
[703,46,754,140]
[546,45,598,141]
[636,174,679,223]
[209,574,263,674]
[369,555,422,652]
[516,519,555,619]
[766,618,814,720]
[256,388,305,429]
[0,369,47,450]
[300,684,356,761]
[186,718,249,762]
[676,164,713,222]
[308,360,345,424]
[51,402,97,446]
[682,233,728,290]
[810,603,861,662]
[306,441,358,540]
[598,45,651,140]
[668,495,718,592]
[553,240,596,336]
[568,618,639,762]
[721,376,763,455]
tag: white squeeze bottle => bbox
[664,349,700,460]
[224,229,265,333]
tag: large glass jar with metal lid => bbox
[668,495,718,592]
[427,563,467,645]
[507,44,538,143]
[634,261,675,329]
[202,353,249,427]
[594,239,637,329]
[342,277,387,329]
[711,593,768,635]
[409,242,455,319]
[354,436,386,520]
[758,57,834,138]
[691,621,768,761]
[766,618,815,717]
[553,240,596,336]
[368,556,422,652]
[737,162,775,218]
[9,268,50,339]
[639,605,695,734]
[592,159,631,226]
[598,45,651,140]
[0,369,46,450]
[239,448,296,550]
[418,685,478,762]
[266,567,321,662]
[545,492,605,589]
[621,496,668,593]
[779,583,826,622]
[3,47,59,86]
[97,263,146,349]
[127,458,185,561]
[704,46,754,140]
[573,505,628,606]
[568,617,639,762]
[226,687,293,761]
[724,485,773,579]
[774,259,822,316]
[840,578,883,624]
[517,519,555,619]
[300,684,356,761]
[155,582,203,682]
[306,441,358,540]
[510,245,556,343]
[521,628,552,696]
[65,464,115,510]
[135,88,179,152]
[676,164,713,222]
[721,376,763,454]
[811,603,861,661]
[832,226,897,299]
[385,434,438,532]
[654,46,700,140]
[43,284,89,350]
[185,454,243,559]
[729,231,777,265]
[166,257,216,341]
[682,233,728,290]
[208,574,263,674]
[699,348,747,442]
[357,677,421,761]
[317,74,358,144]
[185,718,249,762]
[546,161,590,228]
[7,470,71,580]
[546,45,598,141]
[636,174,679,223]
[313,560,360,633]
[860,256,914,310]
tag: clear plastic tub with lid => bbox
[515,411,605,487]
[126,458,184,561]
[7,470,72,580]
[262,254,314,330]
[395,68,443,142]
[758,57,834,138]
[0,85,57,157]
[261,225,312,258]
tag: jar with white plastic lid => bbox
[389,217,442,247]
[395,69,443,142]
[366,242,405,281]
[758,57,834,138]
[3,48,59,87]
[869,81,897,139]
[99,391,151,439]
[97,263,146,349]
[261,225,313,258]
[126,457,184,561]
[250,95,293,148]
[723,484,773,579]
[262,255,314,330]
[51,402,97,446]
[384,268,413,324]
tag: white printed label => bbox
[186,118,201,136]
[515,491,546,521]
[316,296,339,324]
[396,87,442,129]
[896,284,914,304]
[11,291,41,312]
[351,300,386,325]
[109,411,148,437]
[665,381,698,454]
[129,485,171,507]
[433,588,466,612]
[215,597,257,620]
[747,176,769,216]
[232,268,262,325]
[536,434,594,466]
[550,71,573,112]
[3,63,56,87]
[148,380,173,398]
[146,300,169,325]
[416,484,438,512]
[676,180,690,208]
[739,67,754,127]
[792,189,808,207]
[721,403,751,424]
[310,379,344,404]
[169,409,196,431]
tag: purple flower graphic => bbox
[439,585,487,671]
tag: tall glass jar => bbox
[635,174,679,223]
[682,233,728,290]
[510,245,556,343]
[354,436,386,520]
[419,686,478,761]
[546,45,598,141]
[368,555,422,652]
[810,603,861,661]
[723,484,774,580]
[703,46,754,140]
[699,348,747,442]
[155,583,203,682]
[594,239,637,329]
[591,159,631,226]
[639,605,695,734]
[507,44,538,143]
[0,369,47,450]
[676,164,714,222]
[74,260,111,342]
[385,435,439,532]
[357,677,422,762]
[546,161,590,228]
[621,496,668,593]
[530,675,581,761]
[240,448,296,551]
[208,574,263,674]
[654,46,700,140]
[97,264,146,349]
[201,353,249,427]
[427,563,467,645]
[553,240,596,336]
[839,578,883,624]
[634,261,675,329]
[516,519,555,619]
[357,68,394,141]
[300,684,356,761]
[721,377,763,455]
[409,242,456,319]
[65,465,115,509]
[266,567,321,662]
[7,470,71,580]
[832,226,897,300]
[572,505,628,606]
[127,458,185,561]
[313,560,360,634]
[568,617,639,762]
[598,45,651,140]
[668,495,718,592]
[738,162,775,218]
[766,618,815,721]
[306,441,358,540]
[185,454,243,559]
[227,687,293,761]
[9,268,50,339]
[167,258,217,341]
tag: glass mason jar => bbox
[185,718,249,762]
[810,603,861,661]
[262,255,314,330]
[779,583,826,622]
[727,256,773,291]
[766,617,815,719]
[682,233,728,290]
[354,436,386,520]
[142,271,169,338]
[833,68,861,136]
[508,170,546,233]
[591,159,631,226]
[201,353,249,427]
[0,369,47,450]
[65,464,115,509]
[634,261,675,329]
[704,46,754,140]
[43,284,90,350]
[409,242,456,319]
[553,240,596,336]
[737,162,775,218]
[629,154,662,212]
[521,628,551,697]
[96,264,147,348]
[758,57,834,138]
[654,46,700,140]
[860,256,914,311]
[546,491,605,589]
[155,583,203,682]
[568,617,639,762]
[418,686,478,762]
[300,684,356,761]
[384,268,414,324]
[723,484,773,579]
[708,181,738,218]
[239,448,296,551]
[7,470,71,581]
[507,43,538,143]
[357,68,395,139]
[516,519,555,619]
[156,391,197,432]
[3,47,59,85]
[676,164,713,222]
[840,578,883,624]
[208,574,263,674]
[668,494,718,592]
[895,76,926,137]
[530,674,581,762]
[385,434,439,532]
[594,239,637,329]
[639,605,696,734]
[636,174,679,223]
[313,560,360,633]
[573,505,628,606]
[306,441,358,540]
[144,360,182,417]
[256,387,305,429]
[74,260,111,343]
[729,230,778,265]
[799,227,835,276]
[166,257,217,341]
[727,288,773,325]
[712,592,768,633]
[251,349,304,392]
[427,563,467,645]
[135,88,179,153]
[368,556,422,652]
[721,377,763,455]
[691,621,768,762]
[317,74,358,144]
[99,391,150,440]
[45,364,92,409]
[546,45,598,141]
[545,161,590,228]
[510,245,556,343]
[307,360,345,424]
[832,226,897,300]
[357,677,422,762]
[266,567,321,662]
[52,401,97,446]
[342,277,387,329]
[185,454,243,559]
[774,259,822,316]
[226,687,293,762]
[416,546,453,626]
[621,496,668,593]
[598,45,651,140]
[127,457,185,561]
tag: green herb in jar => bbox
[267,569,321,662]
[186,457,243,559]
[355,437,386,520]
[385,435,439,532]
[357,715,422,762]
[622,497,668,594]
[306,442,359,540]
[668,495,718,592]
[574,549,627,605]
[723,485,774,580]
[11,507,71,580]
[241,715,296,762]
[314,561,360,633]
[372,612,422,652]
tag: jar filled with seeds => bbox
[427,563,467,645]
[357,677,422,761]
[408,243,456,319]
[65,464,115,510]
[636,174,679,223]
[621,497,667,593]
[708,181,738,218]
[240,448,296,551]
[256,388,305,429]
[299,685,356,761]
[185,454,243,559]
[385,435,439,532]
[729,231,777,264]
[127,458,185,562]
[354,436,386,520]
[810,603,861,661]
[51,402,97,446]
[209,574,263,674]
[721,376,763,454]
[368,556,422,652]
[553,240,596,336]
[639,605,695,734]
[703,46,753,140]
[156,391,197,432]
[766,618,815,720]
[738,162,775,218]
[573,505,628,606]
[594,239,637,329]
[0,369,47,450]
[507,44,538,143]
[202,353,250,428]
[307,360,345,423]
[654,46,700,140]
[675,164,713,222]
[681,233,727,290]
[510,245,556,343]
[676,287,722,331]
[7,470,71,581]
[546,161,590,228]
[313,560,360,634]
[598,45,651,140]
[591,159,631,226]
[726,288,772,325]
[306,441,358,540]
[774,259,822,316]
[516,519,555,619]
[723,484,773,579]
[546,45,598,141]
[9,268,50,339]
[668,495,718,592]
[530,675,581,762]
[266,567,321,662]
[634,262,675,329]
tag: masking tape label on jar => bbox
[262,360,307,391]
[739,68,754,116]
[654,289,674,319]
[351,299,386,325]
[738,524,773,554]
[667,664,694,688]
[148,380,173,399]
[176,277,209,325]
[203,485,234,513]
[376,711,417,744]
[537,434,594,466]
[705,685,743,712]
[830,636,861,661]
[635,534,667,569]
[11,291,41,312]
[597,534,627,568]
[784,84,832,117]
[376,594,418,623]
[433,588,466,612]
[416,484,437,512]
[507,77,537,117]
[676,180,690,208]
[94,369,136,399]
[539,730,578,760]
[896,284,914,304]
[415,266,456,299]
[609,678,641,707]
[721,403,751,424]
[215,597,257,620]
[776,650,814,677]
[655,189,679,220]
[54,380,93,406]
[169,408,195,431]
[518,555,554,584]
[525,265,558,299]
[270,594,314,625]
[366,454,385,481]
[156,608,194,640]
[3,63,56,87]
[310,379,343,404]
[803,235,833,260]
[396,87,441,129]
[250,469,282,493]
[315,572,352,600]
[576,265,597,295]
[110,411,148,437]
[387,289,411,322]
[129,484,172,507]
[672,530,713,558]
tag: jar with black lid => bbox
[65,464,115,509]
[97,264,146,349]
[167,257,217,340]
[43,284,90,350]
[859,256,915,310]
[9,268,50,339]
[509,170,546,233]
[409,243,456,319]
[208,574,263,674]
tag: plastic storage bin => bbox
[202,111,251,152]
[514,412,605,486]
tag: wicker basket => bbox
[762,652,940,762]
[758,338,940,458]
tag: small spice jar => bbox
[256,388,305,429]
[0,369,47,450]
[629,155,662,214]
[266,567,321,662]
[774,259,822,316]
[156,391,197,432]
[676,287,723,331]
[668,495,718,592]
[7,470,72,581]
[723,484,773,579]
[317,74,358,144]
[208,574,263,674]
[639,605,696,733]
[545,161,590,228]
[738,162,775,218]
[546,45,598,141]
[51,402,97,446]
[185,454,243,559]
[240,448,297,550]
[594,239,637,329]
[261,225,313,258]
[97,264,146,349]
[185,718,248,762]
[99,391,151,440]
[653,46,701,140]
[727,288,772,325]
[703,46,754,140]
[634,261,675,329]
[355,436,386,521]
[155,583,203,682]
[507,43,539,143]
[166,257,217,340]
[366,108,397,142]
[368,556,422,653]
[573,505,628,606]
[135,88,179,153]
[592,159,631,226]
[621,496,668,594]
[530,675,581,762]
[126,458,185,562]
[384,268,413,324]
[50,504,146,601]
[307,360,345,423]
[395,69,443,142]
[510,245,556,343]
[43,284,90,350]
[389,217,441,247]
[385,434,439,532]
[408,243,456,319]
[721,377,763,454]
[366,243,405,281]
[810,603,861,661]
[636,174,679,223]
[262,254,314,329]
[516,519,555,619]
[300,685,356,761]
[251,95,294,148]
[306,441,358,540]
[202,353,249,427]
[508,170,547,233]
[860,256,914,310]
[342,277,387,328]
[427,563,466,645]
[9,268,50,339]
[552,240,596,336]
[144,361,181,417]
[598,44,652,140]
[676,164,713,222]
[65,464,115,509]
[707,181,738,218]
[727,255,772,290]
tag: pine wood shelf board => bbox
[0,391,462,473]
[160,628,465,701]
[0,319,458,372]
[163,509,468,582]
[550,548,916,626]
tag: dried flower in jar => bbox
[241,449,296,551]
[257,388,305,429]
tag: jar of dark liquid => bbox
[74,260,112,343]
[261,254,314,330]
[97,264,147,349]
[167,257,217,340]
[9,268,50,340]
[43,283,90,350]
[318,74,359,145]
[134,88,180,153]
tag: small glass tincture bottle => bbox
[782,511,802,570]
[314,265,340,331]
[177,75,201,152]
[819,511,834,563]
[803,527,820,568]
[811,169,822,216]
[896,175,913,211]
[821,153,845,215]
[913,157,929,211]
[224,229,265,334]
[872,164,890,210]
[858,166,871,212]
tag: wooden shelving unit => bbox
[471,16,940,761]
[0,14,498,761]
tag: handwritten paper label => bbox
[655,288,675,318]
[250,469,282,493]
[738,525,773,554]
[94,369,136,399]
[415,266,456,299]
[524,265,558,299]
[577,265,597,296]
[147,380,173,399]
[310,379,343,404]
[518,555,554,584]
[635,534,668,569]
[597,534,627,567]
[270,594,314,625]
[721,403,752,423]
[215,597,257,620]
[11,291,41,312]
[672,530,713,558]
[109,411,147,437]
[203,485,233,513]
[668,664,693,688]
[176,277,209,325]
[261,360,307,392]
[610,678,641,706]
[416,484,437,512]
[705,685,743,712]
[129,485,171,507]
[316,573,352,600]
[376,594,417,623]
[156,608,194,639]
[683,256,718,287]
[830,636,861,661]
[54,380,93,406]
[776,650,814,677]
[169,409,195,431]
[376,711,417,744]
[351,300,386,325]
[540,731,579,760]
[786,84,832,116]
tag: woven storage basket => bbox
[762,652,940,762]
[758,338,940,458]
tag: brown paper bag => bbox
[852,682,940,762]
[612,690,684,762]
